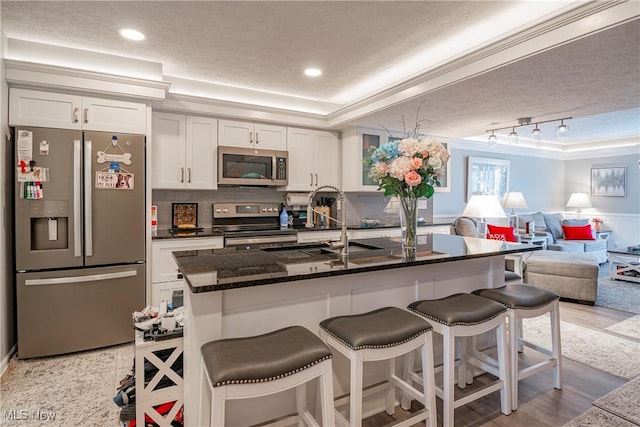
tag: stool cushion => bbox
[472,284,559,310]
[408,293,506,326]
[320,307,432,350]
[201,326,332,387]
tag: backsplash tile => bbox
[152,188,433,229]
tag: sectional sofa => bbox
[517,212,608,264]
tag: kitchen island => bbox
[174,234,539,426]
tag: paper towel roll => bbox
[286,192,311,206]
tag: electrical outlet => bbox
[417,199,427,209]
[418,235,427,245]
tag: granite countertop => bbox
[152,228,224,239]
[173,234,540,293]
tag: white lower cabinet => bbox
[151,238,223,306]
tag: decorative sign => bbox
[95,172,135,190]
[96,151,132,165]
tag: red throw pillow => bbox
[562,224,595,240]
[486,224,517,242]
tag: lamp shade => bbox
[502,192,528,210]
[566,192,591,208]
[462,195,507,219]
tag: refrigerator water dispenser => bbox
[30,201,69,250]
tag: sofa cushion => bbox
[518,212,546,230]
[543,213,564,242]
[562,224,595,240]
[563,218,589,226]
[453,217,477,237]
[583,239,607,252]
[487,224,517,242]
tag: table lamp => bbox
[566,192,591,218]
[462,195,507,238]
[502,192,528,230]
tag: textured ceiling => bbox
[1,1,639,149]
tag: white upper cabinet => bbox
[341,127,402,192]
[152,112,217,190]
[9,88,146,134]
[282,128,339,192]
[218,119,286,150]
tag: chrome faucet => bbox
[306,185,348,259]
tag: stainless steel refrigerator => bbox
[13,126,145,358]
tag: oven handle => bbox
[225,234,298,247]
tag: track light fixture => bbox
[486,116,572,145]
[488,131,497,147]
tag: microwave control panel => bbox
[276,157,287,181]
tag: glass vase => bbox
[399,196,418,260]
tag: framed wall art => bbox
[467,156,510,201]
[591,166,626,197]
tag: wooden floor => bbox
[362,300,635,427]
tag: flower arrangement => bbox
[592,217,603,231]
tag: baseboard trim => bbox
[1,344,17,377]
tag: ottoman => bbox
[522,250,599,304]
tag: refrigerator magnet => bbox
[40,140,50,155]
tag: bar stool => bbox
[472,284,562,410]
[200,326,335,427]
[319,307,437,427]
[408,293,511,427]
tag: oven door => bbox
[218,146,288,186]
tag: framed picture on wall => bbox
[434,140,450,193]
[591,166,626,197]
[467,156,510,201]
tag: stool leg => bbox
[422,332,438,427]
[456,336,468,390]
[319,360,336,427]
[550,300,563,391]
[386,357,396,415]
[509,309,520,411]
[200,360,212,427]
[210,385,226,427]
[496,317,512,415]
[296,383,306,427]
[442,328,456,427]
[401,351,414,410]
[349,350,364,427]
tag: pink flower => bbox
[389,157,412,180]
[410,157,423,169]
[405,170,422,186]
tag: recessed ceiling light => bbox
[304,68,322,77]
[119,28,146,41]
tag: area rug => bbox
[0,343,133,427]
[593,375,640,425]
[563,406,637,427]
[605,315,640,341]
[596,277,640,314]
[522,316,640,380]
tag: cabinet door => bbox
[314,131,339,188]
[152,113,187,189]
[284,128,315,191]
[254,123,286,150]
[151,238,223,283]
[186,116,218,189]
[9,88,82,129]
[82,97,146,133]
[218,120,254,148]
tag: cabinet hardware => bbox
[180,167,184,183]
[310,173,313,186]
[83,108,89,124]
[315,173,318,186]
[73,108,80,123]
[256,132,259,144]
[249,131,253,144]
[187,168,191,183]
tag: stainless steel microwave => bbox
[218,146,288,186]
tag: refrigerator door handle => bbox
[24,269,137,286]
[85,139,93,257]
[74,139,82,257]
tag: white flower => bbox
[427,156,442,170]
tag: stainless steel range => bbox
[213,202,298,249]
